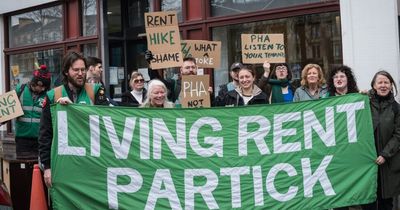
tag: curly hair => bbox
[327,65,359,96]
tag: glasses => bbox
[133,79,145,84]
[333,75,346,80]
[276,66,287,71]
[71,68,86,73]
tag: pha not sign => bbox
[180,75,210,108]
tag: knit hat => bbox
[32,65,51,89]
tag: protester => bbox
[39,51,109,188]
[327,65,359,96]
[140,79,174,108]
[221,65,267,106]
[86,56,103,84]
[145,50,213,106]
[120,72,147,107]
[258,62,295,103]
[293,63,328,101]
[10,65,51,158]
[214,62,243,106]
[360,70,400,210]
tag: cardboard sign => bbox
[145,11,182,69]
[241,34,286,64]
[181,40,221,68]
[180,75,210,108]
[0,90,24,123]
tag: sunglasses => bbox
[133,79,145,84]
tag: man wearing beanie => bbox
[38,51,110,189]
[14,64,51,159]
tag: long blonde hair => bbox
[300,63,326,87]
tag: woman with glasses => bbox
[120,72,147,107]
[293,63,328,102]
[327,65,359,97]
[258,62,295,103]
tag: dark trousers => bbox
[15,137,38,159]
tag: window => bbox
[9,49,64,90]
[108,0,122,36]
[161,0,182,22]
[212,12,342,94]
[82,0,98,36]
[82,43,98,57]
[9,5,62,48]
[211,0,326,17]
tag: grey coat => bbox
[293,84,328,102]
[369,90,400,198]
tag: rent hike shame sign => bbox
[50,94,377,210]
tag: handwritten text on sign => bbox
[0,90,24,123]
[241,34,286,64]
[181,40,221,68]
[145,11,182,69]
[180,75,210,108]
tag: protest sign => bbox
[145,11,182,69]
[0,90,24,123]
[50,94,377,210]
[181,40,221,68]
[180,75,210,108]
[241,34,285,64]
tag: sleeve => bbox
[381,103,400,158]
[293,88,300,102]
[38,95,52,169]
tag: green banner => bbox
[50,94,377,210]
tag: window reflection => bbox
[212,12,342,94]
[9,5,63,47]
[161,0,182,22]
[82,0,97,36]
[9,49,64,89]
[211,0,325,17]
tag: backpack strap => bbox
[54,86,63,103]
[17,84,26,106]
[84,83,95,104]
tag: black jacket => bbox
[221,86,267,106]
[38,84,109,169]
[119,89,147,107]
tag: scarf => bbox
[269,79,289,103]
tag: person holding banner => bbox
[327,65,359,97]
[120,72,147,107]
[221,65,267,106]
[140,79,174,108]
[38,51,109,188]
[12,64,51,159]
[361,70,400,210]
[293,63,328,102]
[258,61,295,103]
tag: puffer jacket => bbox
[222,85,267,106]
[369,90,400,198]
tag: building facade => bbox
[0,0,399,121]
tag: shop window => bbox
[9,5,63,48]
[82,43,98,57]
[108,0,122,36]
[211,0,325,17]
[212,12,342,95]
[82,0,98,36]
[161,0,182,22]
[128,0,152,27]
[9,49,64,90]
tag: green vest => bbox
[15,84,46,138]
[47,84,101,105]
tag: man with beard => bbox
[38,51,109,188]
[1,64,51,158]
[146,51,212,106]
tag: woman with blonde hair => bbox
[293,63,328,101]
[120,72,147,107]
[141,79,174,108]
